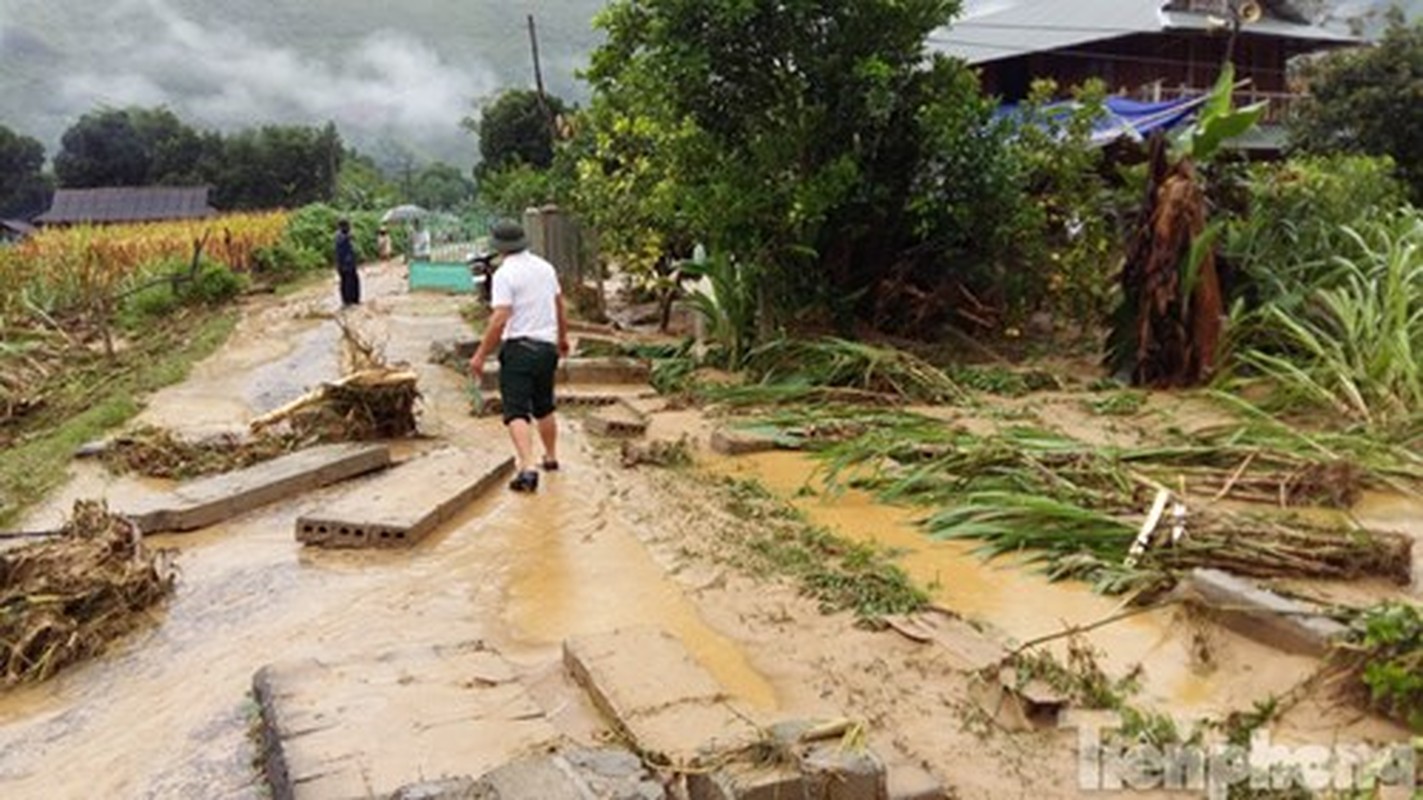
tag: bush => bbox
[1225,154,1408,306]
[118,257,247,328]
[251,242,323,282]
[180,261,248,306]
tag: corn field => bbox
[0,212,288,319]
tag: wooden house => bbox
[930,0,1360,149]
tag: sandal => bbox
[541,458,560,472]
[508,470,540,493]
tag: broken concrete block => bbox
[1185,568,1349,656]
[802,744,887,800]
[296,447,513,548]
[584,399,649,438]
[709,427,784,456]
[563,628,758,764]
[458,749,666,800]
[253,641,560,800]
[687,763,806,800]
[124,443,391,534]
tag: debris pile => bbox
[99,425,307,479]
[251,318,419,440]
[1,500,175,686]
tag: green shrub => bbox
[251,242,323,281]
[180,261,248,306]
[1232,214,1423,434]
[1226,154,1408,306]
[1349,602,1423,731]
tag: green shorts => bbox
[498,338,559,423]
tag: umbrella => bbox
[380,204,428,224]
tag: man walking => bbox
[468,220,569,493]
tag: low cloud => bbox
[46,0,500,165]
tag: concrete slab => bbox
[563,628,759,764]
[253,641,561,800]
[124,443,391,534]
[478,357,651,391]
[296,447,513,548]
[1185,568,1349,656]
[584,399,649,438]
[473,392,623,419]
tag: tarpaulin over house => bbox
[997,94,1208,147]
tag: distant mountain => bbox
[0,0,610,169]
[1,0,1419,170]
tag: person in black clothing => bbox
[335,219,360,306]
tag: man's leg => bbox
[499,342,541,491]
[531,344,560,469]
[536,414,557,466]
[507,418,536,472]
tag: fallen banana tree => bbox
[0,500,175,686]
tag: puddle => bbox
[492,434,778,712]
[710,450,1323,721]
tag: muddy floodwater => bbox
[0,268,771,798]
[1,264,1418,798]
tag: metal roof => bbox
[35,187,216,225]
[929,0,1359,65]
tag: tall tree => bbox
[213,122,343,210]
[1291,15,1423,199]
[0,125,50,219]
[577,0,1038,326]
[53,109,149,187]
[52,106,218,189]
[466,88,567,173]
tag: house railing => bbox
[1129,84,1306,125]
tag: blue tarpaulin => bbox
[998,94,1207,147]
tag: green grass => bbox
[0,312,237,527]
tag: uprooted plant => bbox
[724,409,1418,595]
[1,500,176,686]
[1332,602,1423,732]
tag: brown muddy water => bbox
[0,268,770,798]
[708,447,1423,741]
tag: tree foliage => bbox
[575,0,1049,332]
[211,122,343,210]
[0,125,50,219]
[1291,16,1423,200]
[52,107,344,210]
[410,162,476,211]
[468,88,566,174]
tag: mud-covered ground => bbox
[0,261,1417,799]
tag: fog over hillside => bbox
[0,0,607,168]
[0,0,1418,169]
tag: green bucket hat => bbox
[489,219,528,253]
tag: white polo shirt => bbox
[490,250,561,344]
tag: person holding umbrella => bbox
[467,219,568,493]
